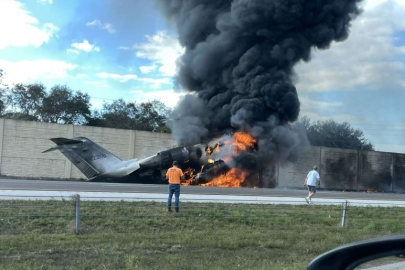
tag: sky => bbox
[0,0,404,153]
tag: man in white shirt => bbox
[304,166,321,204]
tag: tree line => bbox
[298,116,374,151]
[0,83,171,132]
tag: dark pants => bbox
[168,184,180,211]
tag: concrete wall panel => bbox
[134,131,176,158]
[1,157,65,178]
[358,151,393,191]
[393,153,405,192]
[321,147,358,190]
[1,120,69,178]
[278,147,321,187]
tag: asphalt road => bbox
[1,178,405,201]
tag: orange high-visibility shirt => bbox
[166,167,184,184]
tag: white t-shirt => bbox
[307,170,320,186]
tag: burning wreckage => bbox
[44,0,363,188]
[43,132,264,187]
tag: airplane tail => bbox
[43,137,122,179]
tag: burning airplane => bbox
[43,133,261,187]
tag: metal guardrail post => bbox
[75,195,80,234]
[341,200,348,228]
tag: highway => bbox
[1,178,405,202]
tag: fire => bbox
[231,132,257,153]
[205,146,213,156]
[202,168,247,187]
[181,131,258,188]
[181,167,195,186]
[202,132,257,187]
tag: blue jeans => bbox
[168,184,180,211]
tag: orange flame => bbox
[181,167,195,186]
[231,132,256,153]
[202,168,247,187]
[202,132,257,187]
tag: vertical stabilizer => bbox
[47,137,123,179]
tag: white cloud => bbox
[137,77,171,88]
[70,40,100,53]
[300,97,343,112]
[67,48,79,54]
[295,0,405,93]
[363,0,405,10]
[134,31,185,77]
[85,81,109,88]
[103,23,115,34]
[97,72,171,88]
[119,46,131,50]
[37,0,52,3]
[130,89,186,108]
[76,73,87,78]
[0,59,76,85]
[139,65,157,74]
[86,20,116,34]
[299,97,354,123]
[96,72,138,83]
[0,0,58,49]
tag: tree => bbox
[41,85,91,124]
[0,69,9,116]
[0,89,6,117]
[2,112,38,121]
[8,83,46,120]
[136,100,171,132]
[87,99,172,132]
[90,99,139,129]
[298,116,374,151]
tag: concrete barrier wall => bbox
[321,147,358,190]
[0,119,176,180]
[1,118,404,192]
[358,151,393,192]
[393,154,405,192]
[278,147,321,187]
[279,146,405,193]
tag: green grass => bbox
[0,200,405,269]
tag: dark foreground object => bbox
[307,236,405,270]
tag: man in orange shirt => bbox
[166,161,184,212]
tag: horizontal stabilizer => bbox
[42,147,57,153]
[50,138,83,145]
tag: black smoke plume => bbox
[158,0,362,184]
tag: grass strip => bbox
[0,200,404,269]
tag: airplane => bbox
[42,137,226,184]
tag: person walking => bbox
[166,161,184,212]
[304,166,321,204]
